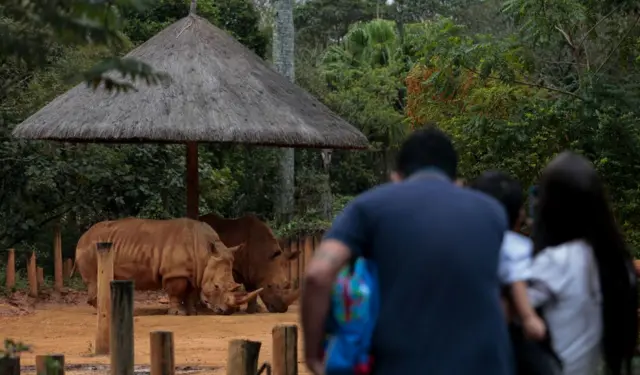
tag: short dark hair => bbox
[470,170,524,229]
[395,126,458,179]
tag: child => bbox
[470,171,546,340]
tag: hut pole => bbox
[186,142,199,219]
[185,1,199,219]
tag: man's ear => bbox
[390,171,403,183]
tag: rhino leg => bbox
[245,298,263,314]
[87,282,98,308]
[185,288,199,316]
[164,277,189,316]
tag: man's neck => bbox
[407,167,451,182]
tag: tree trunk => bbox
[273,0,296,222]
[320,149,333,220]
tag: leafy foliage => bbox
[0,339,31,358]
[0,0,169,99]
[2,0,640,275]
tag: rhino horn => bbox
[283,289,300,306]
[231,288,264,306]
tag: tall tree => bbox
[272,0,296,222]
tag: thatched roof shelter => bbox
[11,14,369,150]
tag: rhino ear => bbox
[269,250,283,260]
[228,242,246,253]
[286,250,301,261]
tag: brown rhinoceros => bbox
[199,213,300,313]
[74,217,261,315]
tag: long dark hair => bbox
[532,151,637,375]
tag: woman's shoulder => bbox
[531,239,591,287]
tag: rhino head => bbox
[200,241,262,315]
[258,247,301,313]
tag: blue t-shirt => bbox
[324,174,514,375]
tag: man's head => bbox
[391,125,458,182]
[470,170,525,230]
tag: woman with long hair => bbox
[529,151,637,375]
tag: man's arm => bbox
[301,239,352,373]
[300,200,370,375]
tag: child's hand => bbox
[523,315,546,340]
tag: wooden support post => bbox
[54,225,63,292]
[227,339,261,375]
[110,280,134,375]
[36,354,65,374]
[272,325,298,375]
[63,259,73,280]
[0,357,20,375]
[282,239,291,285]
[6,248,15,289]
[186,142,199,219]
[150,331,175,375]
[290,237,299,289]
[303,236,313,279]
[28,251,37,297]
[95,242,114,355]
[37,267,45,287]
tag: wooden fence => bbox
[0,242,300,375]
[279,232,324,289]
[4,249,74,296]
[3,229,324,295]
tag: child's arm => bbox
[511,280,546,340]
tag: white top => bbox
[498,230,533,285]
[527,239,603,375]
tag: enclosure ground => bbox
[0,297,308,374]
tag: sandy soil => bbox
[0,291,308,374]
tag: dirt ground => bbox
[0,290,309,374]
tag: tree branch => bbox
[462,66,586,101]
[595,13,640,76]
[0,206,73,250]
[576,4,623,48]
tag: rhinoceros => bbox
[199,213,300,313]
[74,217,261,315]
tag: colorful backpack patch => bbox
[324,257,379,375]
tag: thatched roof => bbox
[11,15,369,150]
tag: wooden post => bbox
[282,239,291,285]
[28,251,37,297]
[150,331,175,375]
[63,259,73,280]
[303,236,313,279]
[37,267,45,287]
[110,280,134,375]
[0,357,20,375]
[186,142,199,219]
[6,248,15,289]
[95,242,114,355]
[36,354,65,374]
[54,225,63,292]
[227,339,261,375]
[272,325,298,375]
[290,237,299,289]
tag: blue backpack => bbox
[323,257,380,375]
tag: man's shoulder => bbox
[348,182,398,207]
[457,187,509,223]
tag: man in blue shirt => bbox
[301,127,514,375]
